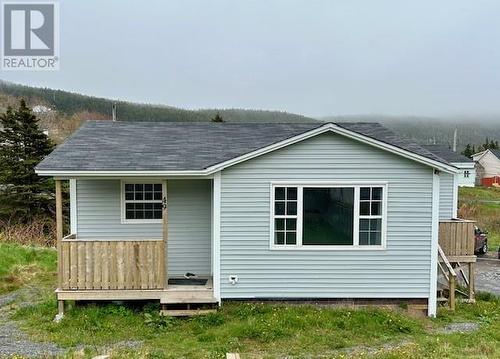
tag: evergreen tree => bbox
[0,99,55,222]
[211,112,224,123]
[461,144,473,158]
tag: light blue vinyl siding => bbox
[219,132,434,299]
[439,173,455,220]
[76,179,212,276]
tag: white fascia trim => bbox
[36,123,458,177]
[212,172,221,304]
[450,162,475,169]
[428,169,440,317]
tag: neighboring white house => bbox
[472,149,500,186]
[423,145,475,187]
[36,121,464,317]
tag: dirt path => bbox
[0,289,64,358]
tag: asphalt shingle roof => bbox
[422,145,473,163]
[36,121,451,172]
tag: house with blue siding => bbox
[36,121,475,317]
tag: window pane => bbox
[135,184,143,192]
[144,184,153,192]
[360,219,370,231]
[126,210,134,219]
[371,201,381,215]
[370,218,382,231]
[135,191,143,200]
[144,192,153,200]
[286,232,296,245]
[286,201,297,215]
[125,184,134,192]
[144,210,153,219]
[360,187,370,200]
[275,202,285,215]
[125,203,134,211]
[275,232,285,245]
[153,203,162,211]
[372,187,382,200]
[153,210,162,219]
[135,203,144,210]
[135,210,144,219]
[287,187,297,200]
[275,218,285,231]
[370,231,382,245]
[154,184,162,192]
[154,191,162,200]
[359,231,369,245]
[275,187,285,200]
[144,203,153,210]
[303,187,354,245]
[125,192,134,200]
[286,218,296,231]
[360,201,370,215]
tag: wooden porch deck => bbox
[438,219,476,310]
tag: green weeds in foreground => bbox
[10,295,499,359]
[0,242,56,293]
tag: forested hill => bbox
[1,80,499,150]
[0,80,312,123]
[321,115,500,151]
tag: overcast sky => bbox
[1,0,500,118]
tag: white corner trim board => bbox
[69,179,77,234]
[212,172,221,303]
[428,169,440,317]
[36,123,459,177]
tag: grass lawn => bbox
[459,186,500,249]
[9,294,499,358]
[0,241,57,293]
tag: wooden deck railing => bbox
[59,236,165,290]
[438,219,475,258]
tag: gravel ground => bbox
[475,253,500,295]
[0,290,64,358]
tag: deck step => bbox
[160,309,217,317]
[160,291,217,304]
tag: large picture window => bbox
[271,184,386,248]
[122,182,163,222]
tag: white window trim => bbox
[120,180,164,224]
[269,181,388,251]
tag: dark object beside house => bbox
[168,278,208,286]
[474,226,488,254]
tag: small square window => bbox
[123,183,163,222]
[286,218,296,231]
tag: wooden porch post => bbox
[162,180,168,288]
[55,179,64,315]
[468,262,475,301]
